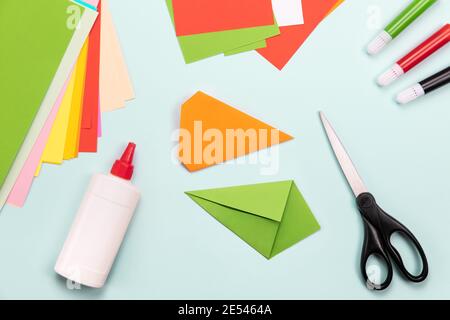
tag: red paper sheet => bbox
[257,0,341,70]
[172,0,275,36]
[79,0,102,152]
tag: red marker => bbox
[378,24,450,86]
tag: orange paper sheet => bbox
[172,0,275,36]
[179,91,293,172]
[257,0,342,70]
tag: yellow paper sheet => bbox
[329,0,344,14]
[35,163,42,176]
[35,64,78,177]
[40,66,77,166]
[64,39,89,160]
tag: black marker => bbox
[397,66,450,104]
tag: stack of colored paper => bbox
[168,0,344,70]
[0,0,134,210]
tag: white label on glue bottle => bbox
[55,143,141,288]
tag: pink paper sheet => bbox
[85,0,100,7]
[7,77,71,207]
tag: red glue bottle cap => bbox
[111,143,136,180]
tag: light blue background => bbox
[0,0,449,300]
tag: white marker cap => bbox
[367,30,392,55]
[396,84,425,104]
[377,64,404,87]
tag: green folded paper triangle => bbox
[186,181,320,259]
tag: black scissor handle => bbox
[360,216,394,290]
[357,193,428,289]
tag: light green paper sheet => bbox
[0,1,98,209]
[167,0,280,63]
[224,16,280,56]
[224,40,267,56]
[186,181,320,259]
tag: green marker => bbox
[367,0,437,55]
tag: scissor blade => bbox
[320,112,368,197]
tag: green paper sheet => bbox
[224,40,267,56]
[187,181,320,259]
[167,0,280,63]
[0,1,97,208]
[0,0,80,188]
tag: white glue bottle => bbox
[55,143,140,288]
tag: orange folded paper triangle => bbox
[179,91,293,172]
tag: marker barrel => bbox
[396,66,450,104]
[378,24,449,86]
[419,66,450,93]
[367,0,437,55]
[398,24,450,73]
[385,0,437,38]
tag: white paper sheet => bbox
[272,0,304,27]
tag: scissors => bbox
[319,112,428,291]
